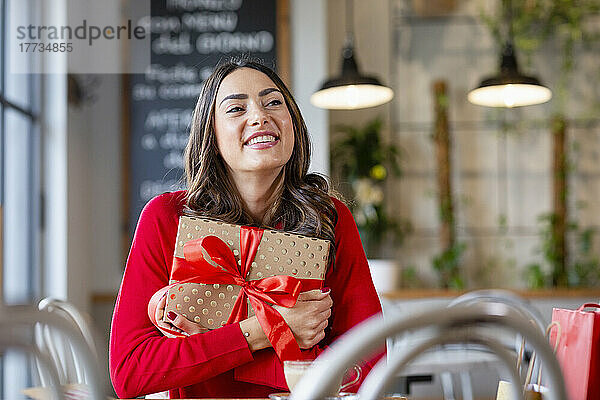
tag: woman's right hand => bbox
[273,288,333,349]
[154,292,209,337]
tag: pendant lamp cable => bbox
[345,0,354,49]
[505,0,514,44]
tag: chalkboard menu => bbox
[128,0,280,236]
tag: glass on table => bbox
[269,359,361,400]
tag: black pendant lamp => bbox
[310,0,393,110]
[468,1,552,108]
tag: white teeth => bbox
[246,135,277,146]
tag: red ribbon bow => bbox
[171,226,303,361]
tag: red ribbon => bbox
[170,226,303,361]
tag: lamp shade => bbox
[311,44,394,110]
[468,43,552,108]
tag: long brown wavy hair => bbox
[183,58,338,253]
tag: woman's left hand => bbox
[273,288,333,348]
[154,292,209,337]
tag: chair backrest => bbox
[448,289,547,331]
[449,289,548,382]
[359,327,523,400]
[36,298,99,385]
[288,303,567,400]
[384,291,546,378]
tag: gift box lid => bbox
[174,216,330,280]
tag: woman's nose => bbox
[247,105,269,126]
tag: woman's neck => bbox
[229,168,284,224]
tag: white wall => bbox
[65,74,123,314]
[88,76,124,295]
[291,0,329,175]
[61,3,123,313]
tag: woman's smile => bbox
[244,130,280,148]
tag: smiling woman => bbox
[213,68,295,217]
[109,58,384,399]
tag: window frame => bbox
[1,0,43,397]
[1,0,42,305]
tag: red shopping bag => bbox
[550,303,600,400]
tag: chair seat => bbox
[399,347,505,375]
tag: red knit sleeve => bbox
[109,192,254,398]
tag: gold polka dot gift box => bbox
[164,216,330,330]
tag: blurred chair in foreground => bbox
[0,324,64,400]
[0,304,106,400]
[435,289,547,399]
[289,302,567,400]
[359,328,521,400]
[36,297,102,387]
[386,290,547,399]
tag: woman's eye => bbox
[226,106,244,113]
[267,99,282,107]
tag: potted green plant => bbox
[331,118,410,291]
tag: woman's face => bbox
[213,68,294,180]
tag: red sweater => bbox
[109,191,383,398]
